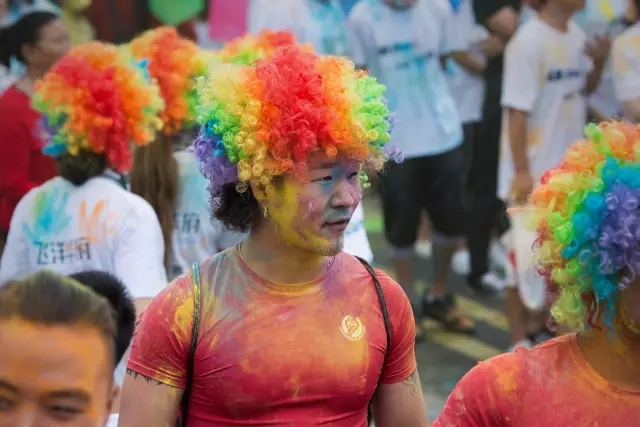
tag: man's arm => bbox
[118,370,183,427]
[117,276,194,427]
[369,271,429,427]
[585,35,611,95]
[501,29,542,203]
[373,370,430,427]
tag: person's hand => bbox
[511,170,534,205]
[479,35,505,58]
[586,35,611,65]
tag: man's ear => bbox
[249,179,268,206]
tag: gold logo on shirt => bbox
[340,315,365,341]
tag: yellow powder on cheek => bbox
[268,180,329,250]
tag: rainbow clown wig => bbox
[33,42,163,173]
[214,29,314,65]
[193,44,396,197]
[128,26,208,136]
[530,121,640,329]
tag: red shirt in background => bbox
[434,334,640,427]
[128,249,417,426]
[0,86,57,231]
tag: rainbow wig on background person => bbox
[33,41,164,173]
[194,43,395,201]
[530,121,640,330]
[129,26,209,136]
[213,29,314,65]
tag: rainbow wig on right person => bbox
[530,121,640,329]
[194,44,394,200]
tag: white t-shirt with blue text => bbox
[348,0,466,159]
[0,174,168,295]
[499,16,591,200]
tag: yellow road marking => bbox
[421,319,501,361]
[374,265,507,361]
[374,266,508,331]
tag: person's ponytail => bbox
[130,134,179,269]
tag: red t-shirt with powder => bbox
[127,248,417,426]
[0,86,57,231]
[434,334,640,427]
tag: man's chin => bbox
[314,237,344,257]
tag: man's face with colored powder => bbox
[267,151,362,256]
[0,318,115,427]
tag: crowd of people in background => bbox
[1,0,640,426]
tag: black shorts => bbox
[379,146,465,248]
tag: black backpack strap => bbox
[178,262,202,426]
[355,256,391,425]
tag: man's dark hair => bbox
[0,271,117,367]
[58,150,107,186]
[70,271,136,365]
[212,182,262,233]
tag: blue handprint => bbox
[22,188,72,244]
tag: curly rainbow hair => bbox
[214,29,314,65]
[33,42,163,173]
[194,44,394,197]
[530,121,640,329]
[128,26,208,136]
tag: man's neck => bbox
[241,225,331,285]
[578,327,640,390]
[538,3,574,32]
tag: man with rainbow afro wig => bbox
[120,44,429,426]
[212,28,377,264]
[434,121,640,426]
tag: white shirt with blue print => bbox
[249,0,351,57]
[348,0,466,159]
[0,174,168,297]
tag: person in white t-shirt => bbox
[0,41,168,407]
[611,0,640,122]
[129,27,246,281]
[349,0,474,335]
[247,0,375,263]
[500,0,609,351]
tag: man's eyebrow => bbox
[0,379,18,393]
[44,389,91,403]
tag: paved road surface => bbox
[363,198,510,419]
